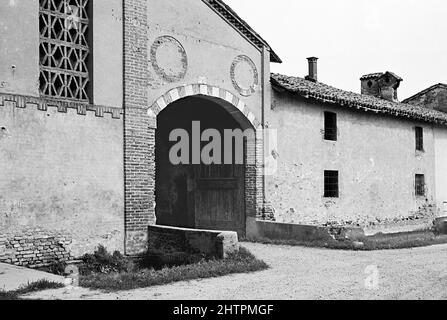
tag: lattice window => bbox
[39,0,91,102]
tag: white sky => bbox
[224,0,447,100]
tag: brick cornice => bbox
[0,93,123,119]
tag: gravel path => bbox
[24,242,447,300]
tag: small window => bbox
[415,174,425,197]
[324,112,337,141]
[324,170,339,198]
[415,127,424,151]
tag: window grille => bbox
[324,112,337,141]
[415,127,424,151]
[415,174,425,197]
[324,170,339,198]
[39,0,91,102]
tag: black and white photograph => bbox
[0,0,447,309]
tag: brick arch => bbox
[148,84,264,238]
[148,84,262,130]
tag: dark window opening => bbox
[39,0,92,102]
[415,126,424,151]
[415,174,425,197]
[324,170,339,198]
[324,112,337,141]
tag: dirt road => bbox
[24,242,447,300]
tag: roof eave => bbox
[271,73,447,126]
[205,0,282,63]
[270,51,282,64]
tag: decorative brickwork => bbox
[230,55,259,97]
[0,92,123,119]
[149,84,262,130]
[150,36,188,83]
[0,229,73,268]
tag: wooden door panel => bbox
[196,179,238,190]
[194,163,245,236]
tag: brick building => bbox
[0,0,446,267]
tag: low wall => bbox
[246,218,365,242]
[363,217,434,236]
[148,225,239,259]
[0,229,73,268]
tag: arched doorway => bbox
[155,95,254,236]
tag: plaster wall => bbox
[266,90,437,227]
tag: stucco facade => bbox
[267,90,437,227]
[404,84,447,216]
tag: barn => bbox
[1,0,447,267]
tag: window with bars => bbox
[415,126,424,151]
[415,174,425,197]
[324,170,339,198]
[39,0,91,102]
[324,112,337,141]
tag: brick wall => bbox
[0,229,73,268]
[123,0,156,255]
[0,94,125,260]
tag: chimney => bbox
[360,72,402,102]
[305,57,318,82]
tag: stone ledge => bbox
[148,225,239,259]
[247,218,365,242]
[363,217,434,236]
[434,217,447,234]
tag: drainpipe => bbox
[261,45,271,218]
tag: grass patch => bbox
[79,247,268,291]
[253,230,447,251]
[0,279,65,300]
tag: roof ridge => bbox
[403,83,447,103]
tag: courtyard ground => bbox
[23,242,447,300]
[0,263,64,292]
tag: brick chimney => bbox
[305,57,318,82]
[360,71,402,102]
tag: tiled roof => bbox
[202,0,282,63]
[360,71,403,81]
[403,83,447,104]
[360,73,384,80]
[271,73,447,125]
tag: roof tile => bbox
[271,73,447,125]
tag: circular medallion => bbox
[230,55,259,97]
[150,36,188,83]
